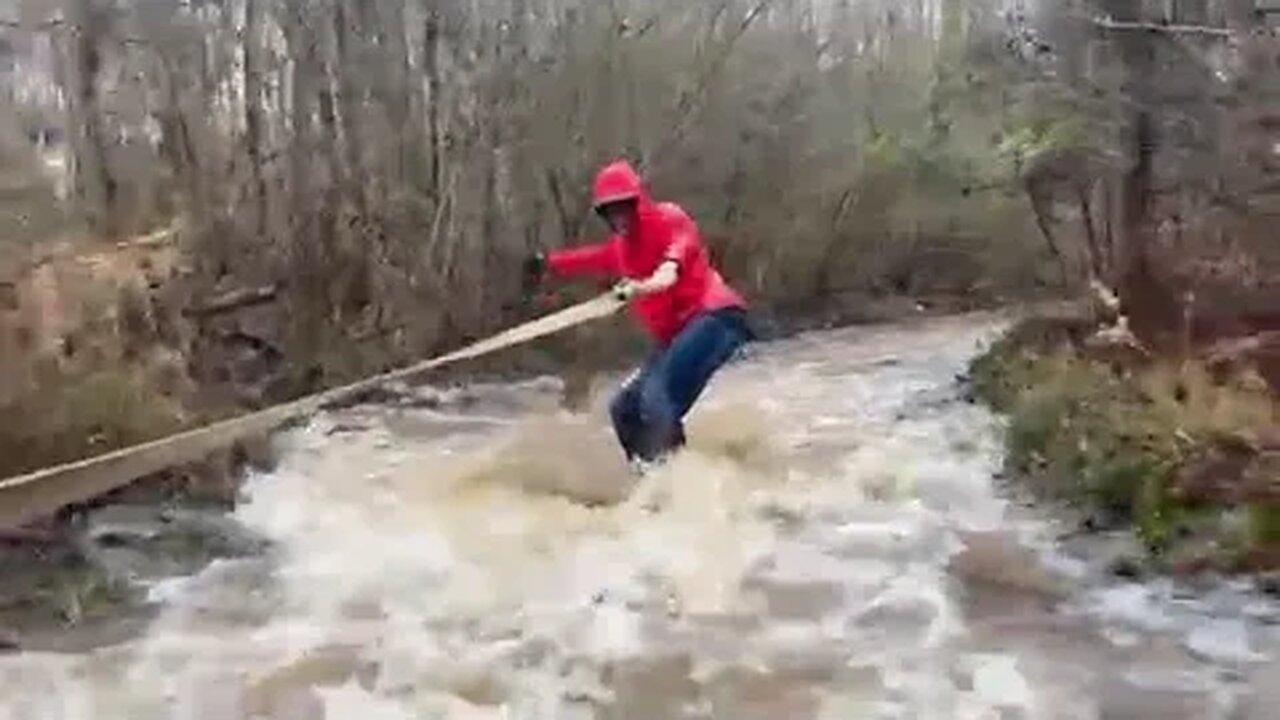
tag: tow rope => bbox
[0,292,625,529]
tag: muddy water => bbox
[3,314,1279,719]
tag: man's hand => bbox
[522,253,546,295]
[613,261,678,302]
[611,278,639,301]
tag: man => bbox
[524,159,752,467]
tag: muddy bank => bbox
[0,467,272,653]
[966,309,1280,579]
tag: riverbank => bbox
[967,307,1280,579]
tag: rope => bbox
[0,292,625,529]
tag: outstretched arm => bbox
[544,241,619,278]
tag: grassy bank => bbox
[969,315,1280,574]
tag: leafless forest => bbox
[0,0,1277,477]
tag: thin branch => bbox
[646,0,777,168]
[0,17,148,45]
[1090,16,1232,38]
[184,285,279,318]
[0,19,64,31]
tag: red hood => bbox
[592,160,650,209]
[592,159,661,260]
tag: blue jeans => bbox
[609,307,751,463]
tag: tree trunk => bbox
[157,57,204,225]
[424,6,444,200]
[335,0,367,216]
[1078,181,1106,280]
[67,0,118,238]
[1111,0,1179,342]
[244,0,268,238]
[1026,178,1071,284]
[377,0,413,190]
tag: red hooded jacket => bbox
[545,160,747,346]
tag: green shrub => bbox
[969,319,1279,565]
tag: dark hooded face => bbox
[597,199,639,238]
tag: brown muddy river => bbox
[2,314,1278,719]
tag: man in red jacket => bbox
[524,159,752,467]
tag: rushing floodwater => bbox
[2,314,1279,719]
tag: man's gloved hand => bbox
[611,279,639,302]
[521,253,546,295]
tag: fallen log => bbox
[184,285,278,317]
